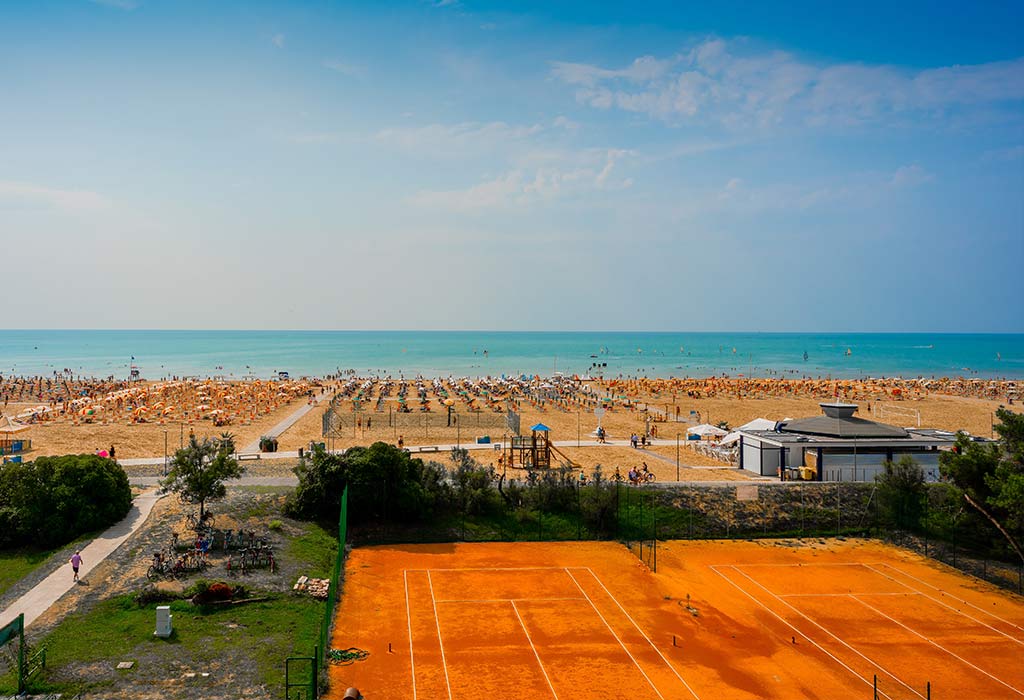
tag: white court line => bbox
[708,566,897,700]
[850,595,1024,697]
[871,562,1024,636]
[511,600,559,700]
[437,597,586,603]
[576,567,701,700]
[426,571,454,700]
[411,566,566,572]
[711,562,883,568]
[404,570,418,700]
[779,592,922,598]
[563,568,665,700]
[724,565,928,699]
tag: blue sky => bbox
[1,0,1022,332]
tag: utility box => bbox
[155,606,173,638]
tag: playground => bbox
[327,539,1024,700]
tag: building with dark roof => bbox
[737,403,961,482]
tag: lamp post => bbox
[676,433,680,482]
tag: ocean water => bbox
[0,330,1021,380]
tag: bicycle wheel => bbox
[147,565,159,580]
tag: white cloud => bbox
[375,118,575,157]
[675,164,934,219]
[889,165,934,187]
[323,59,363,77]
[89,0,139,9]
[286,132,346,145]
[410,149,632,211]
[0,181,110,212]
[551,55,673,87]
[983,144,1024,161]
[271,34,285,49]
[552,39,1024,128]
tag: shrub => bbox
[286,442,449,525]
[0,454,132,548]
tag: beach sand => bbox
[2,378,1010,465]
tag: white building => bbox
[737,403,961,482]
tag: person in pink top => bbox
[70,551,83,582]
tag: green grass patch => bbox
[287,523,339,579]
[0,548,56,599]
[234,485,294,495]
[0,592,324,696]
[0,531,99,599]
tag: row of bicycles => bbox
[145,510,276,580]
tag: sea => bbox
[1,330,1022,381]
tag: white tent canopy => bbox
[721,417,792,445]
[687,423,727,438]
[737,418,778,432]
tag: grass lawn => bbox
[0,517,340,698]
[0,593,325,696]
[0,530,99,600]
[0,548,57,600]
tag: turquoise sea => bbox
[1,331,1022,380]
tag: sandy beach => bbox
[2,376,1013,474]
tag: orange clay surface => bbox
[327,539,1024,700]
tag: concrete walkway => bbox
[0,489,164,630]
[118,437,681,467]
[239,390,330,454]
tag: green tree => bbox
[875,455,926,530]
[161,434,244,519]
[0,454,131,548]
[940,408,1024,563]
[286,442,447,525]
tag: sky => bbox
[1,0,1022,333]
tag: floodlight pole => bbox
[676,433,680,482]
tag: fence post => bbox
[836,482,841,535]
[800,487,804,539]
[653,513,657,573]
[576,483,582,541]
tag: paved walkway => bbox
[239,389,330,453]
[0,490,164,630]
[118,437,681,467]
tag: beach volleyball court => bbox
[327,540,1024,699]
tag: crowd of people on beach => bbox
[597,377,1019,403]
[0,374,322,428]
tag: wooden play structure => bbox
[500,423,580,469]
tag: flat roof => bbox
[740,428,957,447]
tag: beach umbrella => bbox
[0,415,30,435]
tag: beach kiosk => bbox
[0,415,31,462]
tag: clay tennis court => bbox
[327,539,1024,699]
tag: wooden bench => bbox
[237,453,262,461]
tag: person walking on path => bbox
[70,551,83,582]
